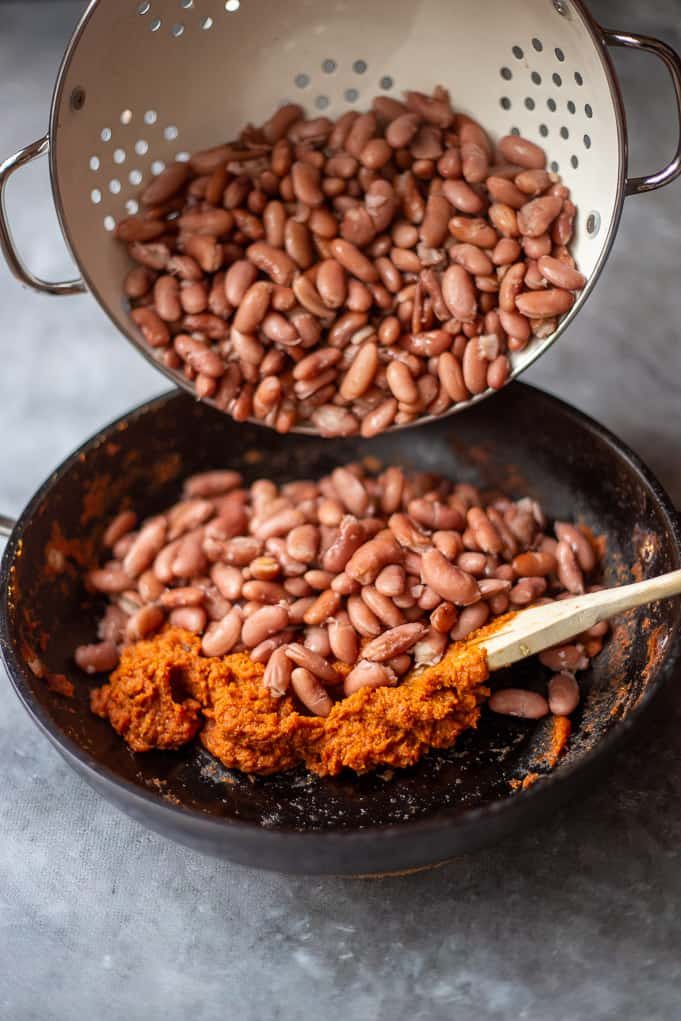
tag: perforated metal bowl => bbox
[1,0,680,434]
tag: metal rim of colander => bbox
[37,0,635,435]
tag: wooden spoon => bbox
[472,569,681,670]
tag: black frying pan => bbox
[1,382,679,875]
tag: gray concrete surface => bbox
[1,2,680,1018]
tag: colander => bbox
[1,0,680,435]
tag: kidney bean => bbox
[324,610,358,665]
[421,549,479,605]
[498,135,547,171]
[539,644,589,672]
[512,551,557,577]
[198,607,241,657]
[517,195,562,238]
[170,532,205,578]
[547,672,581,716]
[408,498,464,532]
[430,531,462,561]
[122,516,166,578]
[131,307,170,348]
[374,564,405,597]
[344,660,396,696]
[290,667,333,715]
[462,508,500,555]
[436,352,468,403]
[283,524,317,564]
[102,510,136,549]
[486,355,509,390]
[486,175,526,210]
[555,540,585,594]
[513,169,550,195]
[417,194,450,249]
[385,113,420,148]
[315,259,346,310]
[360,398,398,436]
[343,593,381,638]
[441,180,483,215]
[359,622,426,661]
[75,640,119,674]
[327,238,378,283]
[284,644,341,686]
[554,522,596,572]
[302,590,340,626]
[442,265,477,323]
[158,586,205,609]
[449,244,492,277]
[124,266,156,299]
[239,605,287,647]
[115,215,167,244]
[340,342,379,401]
[260,645,292,697]
[310,405,359,437]
[388,513,431,553]
[509,577,547,605]
[344,112,378,158]
[405,628,445,669]
[302,569,334,592]
[429,601,457,633]
[460,338,487,395]
[489,688,549,718]
[383,360,417,404]
[516,288,574,318]
[164,604,205,637]
[361,586,405,628]
[536,254,585,291]
[224,261,257,307]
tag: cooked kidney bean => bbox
[488,688,549,719]
[117,92,584,435]
[450,602,490,641]
[290,667,333,716]
[344,660,396,695]
[554,522,596,572]
[555,540,585,594]
[77,462,608,724]
[547,672,581,716]
[75,640,119,674]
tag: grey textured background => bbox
[1,2,681,1019]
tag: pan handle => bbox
[0,136,86,296]
[0,515,15,539]
[603,29,681,195]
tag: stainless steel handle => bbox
[0,135,85,295]
[604,29,681,196]
[0,515,16,539]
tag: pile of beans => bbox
[75,464,606,720]
[117,88,586,437]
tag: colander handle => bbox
[604,30,681,196]
[0,515,14,539]
[0,136,85,296]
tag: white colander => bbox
[1,0,680,434]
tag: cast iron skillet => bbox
[1,383,680,875]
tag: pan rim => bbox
[1,382,680,847]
